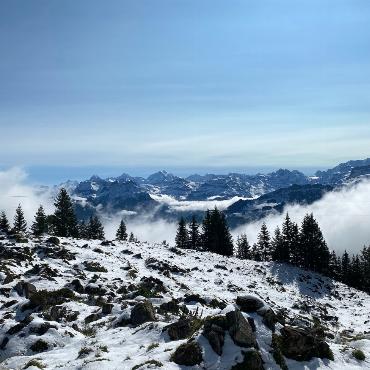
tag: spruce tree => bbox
[0,211,10,232]
[328,251,341,280]
[188,215,200,250]
[299,213,329,273]
[209,208,234,256]
[236,234,250,259]
[175,217,188,249]
[78,220,88,239]
[13,204,27,234]
[341,250,350,284]
[271,227,284,262]
[256,222,271,261]
[289,222,301,266]
[201,210,212,251]
[129,232,136,243]
[87,216,105,240]
[281,213,293,263]
[31,205,48,237]
[53,188,79,237]
[360,246,370,293]
[116,219,128,241]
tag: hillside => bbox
[0,234,369,370]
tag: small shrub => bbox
[132,360,163,370]
[352,349,365,361]
[147,342,159,352]
[78,346,93,358]
[23,359,45,369]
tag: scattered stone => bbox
[46,236,60,245]
[231,349,264,370]
[171,340,203,366]
[84,261,107,273]
[29,322,57,336]
[84,313,101,324]
[29,288,75,309]
[131,300,156,326]
[203,316,229,355]
[30,339,49,353]
[102,303,113,315]
[70,279,84,294]
[184,294,207,305]
[236,295,264,313]
[46,305,79,322]
[165,317,203,340]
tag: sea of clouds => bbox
[0,167,369,254]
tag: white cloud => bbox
[0,167,54,225]
[150,194,246,212]
[232,179,370,255]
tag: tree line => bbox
[0,188,136,242]
[175,208,370,294]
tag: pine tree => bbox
[129,232,136,243]
[13,204,27,234]
[53,188,79,237]
[116,219,128,241]
[0,211,10,232]
[201,210,212,251]
[188,216,200,250]
[175,217,188,249]
[299,213,329,273]
[348,255,362,289]
[86,216,105,240]
[236,234,250,259]
[271,227,284,262]
[289,222,301,266]
[280,213,293,263]
[256,222,271,261]
[360,246,370,293]
[328,251,341,280]
[31,205,48,236]
[209,208,234,256]
[341,250,350,284]
[78,221,88,239]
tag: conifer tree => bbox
[0,211,10,232]
[129,232,136,243]
[86,216,105,240]
[271,227,284,262]
[31,205,48,236]
[78,220,88,239]
[188,215,200,250]
[116,219,128,241]
[175,217,188,249]
[256,222,271,261]
[201,210,212,251]
[210,208,234,256]
[299,213,329,273]
[328,251,341,280]
[280,213,293,263]
[289,222,301,266]
[53,188,79,237]
[341,250,350,284]
[236,234,250,259]
[13,204,27,234]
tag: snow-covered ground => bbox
[0,234,369,370]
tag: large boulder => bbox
[130,300,156,326]
[279,326,333,361]
[231,349,264,370]
[227,310,257,348]
[202,316,228,355]
[236,296,264,313]
[171,340,203,366]
[166,317,203,340]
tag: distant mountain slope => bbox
[0,234,369,369]
[225,184,333,225]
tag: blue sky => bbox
[1,0,370,183]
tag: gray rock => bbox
[226,310,257,348]
[231,349,264,370]
[236,295,264,313]
[130,300,156,326]
[171,340,203,366]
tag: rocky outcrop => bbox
[165,316,203,340]
[231,349,264,370]
[236,295,264,313]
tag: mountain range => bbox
[55,158,370,225]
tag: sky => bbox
[1,0,370,183]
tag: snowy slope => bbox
[0,234,369,370]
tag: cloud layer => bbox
[233,179,370,255]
